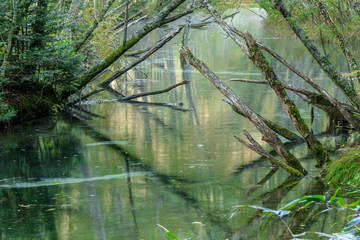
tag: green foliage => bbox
[231,189,360,239]
[0,100,17,123]
[0,0,84,92]
[324,147,360,185]
[259,0,360,42]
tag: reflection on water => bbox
[0,9,354,240]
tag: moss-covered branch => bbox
[69,0,186,98]
[180,46,307,176]
[222,98,303,143]
[271,0,358,107]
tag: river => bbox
[0,8,353,240]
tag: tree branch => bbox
[121,81,189,101]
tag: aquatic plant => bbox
[230,188,360,239]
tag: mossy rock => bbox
[324,147,360,186]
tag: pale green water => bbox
[0,9,353,240]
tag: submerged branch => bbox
[67,88,105,106]
[199,0,329,167]
[180,46,307,176]
[121,81,189,101]
[234,133,303,177]
[222,98,303,143]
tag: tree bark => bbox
[199,0,330,167]
[70,0,186,98]
[243,32,330,167]
[255,41,360,130]
[271,0,358,107]
[180,46,307,176]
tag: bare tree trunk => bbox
[180,46,307,176]
[123,0,130,44]
[234,132,303,177]
[61,0,82,37]
[222,98,304,143]
[231,79,360,114]
[182,0,195,47]
[113,7,147,30]
[244,32,330,167]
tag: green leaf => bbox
[336,197,345,208]
[166,232,178,239]
[300,201,313,209]
[347,199,360,208]
[330,188,341,204]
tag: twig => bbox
[114,7,148,30]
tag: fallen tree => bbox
[180,46,306,176]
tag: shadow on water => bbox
[73,116,232,238]
[0,113,233,239]
[0,119,85,239]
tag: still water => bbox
[0,9,353,240]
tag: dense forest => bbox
[2,0,360,238]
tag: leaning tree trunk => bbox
[312,0,360,83]
[66,0,186,99]
[271,0,359,108]
[180,47,306,177]
[199,0,330,167]
[243,32,330,167]
[253,40,360,130]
